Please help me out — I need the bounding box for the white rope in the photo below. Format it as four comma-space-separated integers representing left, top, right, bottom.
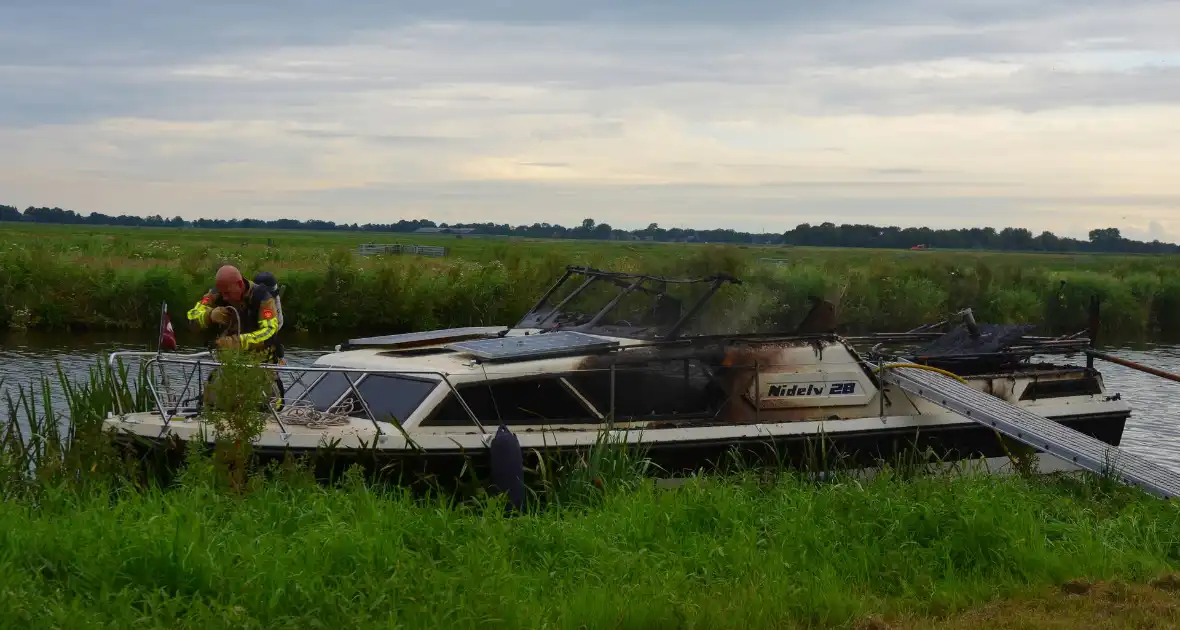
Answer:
275, 396, 357, 429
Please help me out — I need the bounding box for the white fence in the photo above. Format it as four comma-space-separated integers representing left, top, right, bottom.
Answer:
354, 243, 449, 258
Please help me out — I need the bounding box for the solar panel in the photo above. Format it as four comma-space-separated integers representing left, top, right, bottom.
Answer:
447, 331, 619, 362
345, 327, 506, 349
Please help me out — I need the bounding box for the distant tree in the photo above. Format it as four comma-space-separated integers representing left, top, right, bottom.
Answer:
998, 227, 1034, 250
1088, 227, 1123, 249
3, 200, 1177, 254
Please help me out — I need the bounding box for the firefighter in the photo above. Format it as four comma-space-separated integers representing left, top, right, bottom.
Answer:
187, 265, 284, 362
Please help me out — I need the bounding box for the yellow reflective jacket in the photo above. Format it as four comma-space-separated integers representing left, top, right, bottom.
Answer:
187, 280, 282, 351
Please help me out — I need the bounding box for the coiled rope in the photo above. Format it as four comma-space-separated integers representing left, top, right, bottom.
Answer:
276, 396, 357, 429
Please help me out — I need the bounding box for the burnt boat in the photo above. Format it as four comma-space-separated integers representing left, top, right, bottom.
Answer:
103, 266, 1130, 478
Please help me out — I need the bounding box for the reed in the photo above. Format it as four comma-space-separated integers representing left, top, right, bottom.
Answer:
0, 358, 153, 495
3, 223, 1180, 339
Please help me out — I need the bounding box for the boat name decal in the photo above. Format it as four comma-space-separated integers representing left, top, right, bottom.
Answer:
767, 382, 857, 397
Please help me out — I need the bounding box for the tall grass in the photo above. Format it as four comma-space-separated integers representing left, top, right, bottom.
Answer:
1, 355, 1178, 627
0, 461, 1176, 628
0, 358, 152, 495
4, 223, 1180, 339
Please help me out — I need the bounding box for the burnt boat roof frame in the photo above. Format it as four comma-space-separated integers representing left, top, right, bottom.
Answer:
506, 265, 742, 340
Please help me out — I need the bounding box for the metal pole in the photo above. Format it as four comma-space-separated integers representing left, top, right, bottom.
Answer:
144, 358, 172, 431
267, 396, 288, 434
1085, 350, 1180, 385
508, 268, 573, 333
535, 276, 597, 329
156, 302, 173, 408
342, 372, 381, 435
157, 302, 167, 351
663, 278, 727, 340
441, 374, 486, 434
753, 360, 760, 424
609, 363, 616, 428
581, 276, 646, 330
960, 308, 981, 339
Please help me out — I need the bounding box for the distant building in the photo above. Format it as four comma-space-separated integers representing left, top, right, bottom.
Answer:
413, 227, 478, 235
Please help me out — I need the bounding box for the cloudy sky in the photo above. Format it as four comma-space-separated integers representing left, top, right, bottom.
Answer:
1, 1, 1178, 240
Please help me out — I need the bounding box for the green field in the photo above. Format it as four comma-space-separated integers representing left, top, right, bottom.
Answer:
3, 222, 1179, 339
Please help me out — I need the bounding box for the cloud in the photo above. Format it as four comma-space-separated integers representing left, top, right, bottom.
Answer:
1118, 220, 1179, 244
1, 1, 1178, 241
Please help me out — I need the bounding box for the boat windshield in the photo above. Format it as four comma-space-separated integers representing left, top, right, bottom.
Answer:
512, 266, 740, 340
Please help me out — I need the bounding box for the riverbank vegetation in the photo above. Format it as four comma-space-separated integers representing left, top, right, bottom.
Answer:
3, 223, 1179, 340
2, 361, 1179, 628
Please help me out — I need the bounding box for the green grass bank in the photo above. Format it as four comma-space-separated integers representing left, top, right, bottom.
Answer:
3, 467, 1178, 629
2, 360, 1180, 628
3, 223, 1180, 339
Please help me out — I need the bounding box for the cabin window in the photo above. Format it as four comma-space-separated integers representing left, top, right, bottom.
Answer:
423, 377, 599, 426
301, 372, 355, 412
283, 373, 313, 403
566, 360, 716, 420
355, 375, 437, 423
1019, 376, 1102, 400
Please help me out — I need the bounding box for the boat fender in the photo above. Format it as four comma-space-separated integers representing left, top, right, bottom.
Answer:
489, 424, 525, 514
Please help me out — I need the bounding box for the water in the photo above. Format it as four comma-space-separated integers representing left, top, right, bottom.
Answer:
0, 331, 338, 406
0, 330, 344, 447
1078, 344, 1180, 472
3, 331, 1180, 471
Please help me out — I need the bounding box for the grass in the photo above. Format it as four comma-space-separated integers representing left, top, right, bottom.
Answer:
3, 222, 1180, 339
0, 459, 1178, 628
0, 359, 1179, 628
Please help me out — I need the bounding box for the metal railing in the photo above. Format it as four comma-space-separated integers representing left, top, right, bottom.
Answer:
107, 350, 794, 437
108, 352, 486, 437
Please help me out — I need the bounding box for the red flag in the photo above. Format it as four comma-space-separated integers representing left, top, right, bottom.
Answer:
159, 308, 177, 351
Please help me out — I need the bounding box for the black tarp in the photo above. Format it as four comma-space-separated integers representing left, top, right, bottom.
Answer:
917, 323, 1036, 358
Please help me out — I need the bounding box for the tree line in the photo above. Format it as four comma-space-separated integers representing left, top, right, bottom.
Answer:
2, 203, 1176, 254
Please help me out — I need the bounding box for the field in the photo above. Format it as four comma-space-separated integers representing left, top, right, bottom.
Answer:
2, 365, 1180, 629
3, 222, 1180, 340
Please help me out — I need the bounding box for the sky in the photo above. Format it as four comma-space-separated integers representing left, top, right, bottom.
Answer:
1, 1, 1178, 241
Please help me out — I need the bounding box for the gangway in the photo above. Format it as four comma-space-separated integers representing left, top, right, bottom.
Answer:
877, 364, 1180, 499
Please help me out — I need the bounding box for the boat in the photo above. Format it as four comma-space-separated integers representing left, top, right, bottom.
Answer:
103, 266, 1131, 480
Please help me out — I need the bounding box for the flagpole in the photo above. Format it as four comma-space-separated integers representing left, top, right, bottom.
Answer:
157, 301, 172, 412
157, 301, 167, 354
